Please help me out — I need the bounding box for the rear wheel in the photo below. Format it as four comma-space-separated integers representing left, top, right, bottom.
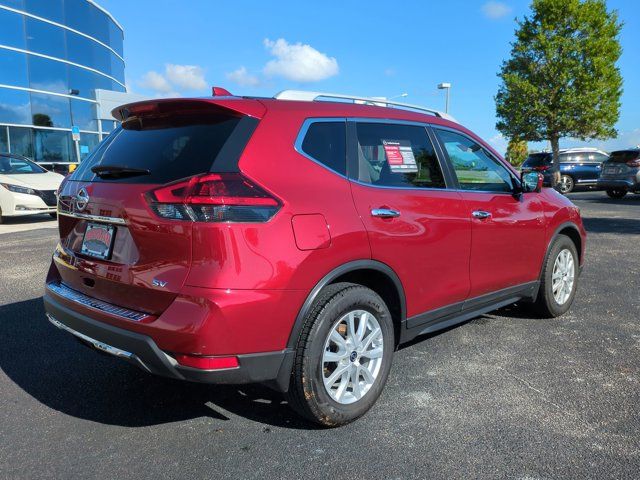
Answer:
558, 175, 574, 194
606, 188, 627, 199
286, 282, 395, 427
533, 235, 579, 318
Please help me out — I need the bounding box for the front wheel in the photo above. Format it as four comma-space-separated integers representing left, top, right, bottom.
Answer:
286, 282, 395, 427
558, 175, 575, 194
606, 188, 627, 199
533, 235, 579, 318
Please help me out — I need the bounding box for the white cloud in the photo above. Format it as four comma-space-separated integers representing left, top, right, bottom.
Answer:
139, 64, 207, 97
140, 70, 173, 93
165, 64, 207, 90
481, 1, 512, 19
226, 66, 260, 87
488, 133, 509, 154
263, 38, 339, 83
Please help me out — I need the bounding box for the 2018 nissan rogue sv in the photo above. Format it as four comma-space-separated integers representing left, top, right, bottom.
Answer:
43, 89, 586, 426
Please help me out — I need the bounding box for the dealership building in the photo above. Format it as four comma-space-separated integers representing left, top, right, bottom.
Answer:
0, 0, 143, 165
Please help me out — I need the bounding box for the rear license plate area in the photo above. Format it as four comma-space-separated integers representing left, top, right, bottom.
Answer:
81, 223, 116, 260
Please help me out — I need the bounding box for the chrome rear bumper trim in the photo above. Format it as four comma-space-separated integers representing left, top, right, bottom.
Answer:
47, 282, 149, 322
57, 210, 126, 225
47, 313, 131, 359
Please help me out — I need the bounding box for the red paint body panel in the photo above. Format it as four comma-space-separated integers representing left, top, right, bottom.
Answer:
46, 95, 586, 368
460, 191, 546, 297
350, 183, 471, 317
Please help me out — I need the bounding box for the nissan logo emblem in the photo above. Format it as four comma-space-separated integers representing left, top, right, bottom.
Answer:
75, 187, 89, 211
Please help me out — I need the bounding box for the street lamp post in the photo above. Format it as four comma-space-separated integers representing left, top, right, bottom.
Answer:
437, 82, 451, 113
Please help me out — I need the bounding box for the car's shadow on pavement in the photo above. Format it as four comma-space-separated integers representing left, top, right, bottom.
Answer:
0, 298, 319, 430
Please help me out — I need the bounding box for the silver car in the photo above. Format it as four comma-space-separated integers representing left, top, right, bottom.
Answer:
598, 149, 640, 199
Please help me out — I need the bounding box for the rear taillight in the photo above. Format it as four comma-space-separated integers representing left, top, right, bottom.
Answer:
147, 173, 281, 223
626, 159, 640, 168
533, 165, 551, 171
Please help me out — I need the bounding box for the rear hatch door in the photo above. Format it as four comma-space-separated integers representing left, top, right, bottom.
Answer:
54, 98, 262, 315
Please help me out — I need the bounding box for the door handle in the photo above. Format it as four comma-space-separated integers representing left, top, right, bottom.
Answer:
371, 208, 401, 218
472, 210, 492, 219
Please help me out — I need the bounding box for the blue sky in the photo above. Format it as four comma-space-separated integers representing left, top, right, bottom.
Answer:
99, 0, 639, 153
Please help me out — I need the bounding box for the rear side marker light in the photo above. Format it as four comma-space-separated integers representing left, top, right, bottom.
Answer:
147, 173, 281, 223
174, 354, 239, 370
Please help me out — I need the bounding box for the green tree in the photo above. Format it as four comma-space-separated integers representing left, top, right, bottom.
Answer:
495, 0, 622, 187
505, 138, 529, 166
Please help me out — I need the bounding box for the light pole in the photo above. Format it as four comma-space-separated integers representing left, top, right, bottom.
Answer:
437, 82, 451, 113
388, 93, 408, 101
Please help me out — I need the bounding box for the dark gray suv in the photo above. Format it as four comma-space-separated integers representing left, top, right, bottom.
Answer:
598, 149, 640, 198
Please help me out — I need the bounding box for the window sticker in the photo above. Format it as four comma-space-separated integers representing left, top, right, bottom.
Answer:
382, 140, 418, 173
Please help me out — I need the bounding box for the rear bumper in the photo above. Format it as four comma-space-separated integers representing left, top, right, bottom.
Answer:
43, 292, 295, 390
598, 179, 638, 191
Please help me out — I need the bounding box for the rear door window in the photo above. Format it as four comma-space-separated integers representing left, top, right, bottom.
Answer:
300, 121, 346, 175
352, 122, 446, 189
71, 113, 242, 184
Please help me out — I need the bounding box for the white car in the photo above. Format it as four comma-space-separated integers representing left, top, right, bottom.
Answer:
0, 153, 65, 223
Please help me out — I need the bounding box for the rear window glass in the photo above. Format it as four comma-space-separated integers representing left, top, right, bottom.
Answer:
522, 153, 551, 167
300, 121, 346, 175
608, 150, 640, 163
71, 114, 241, 184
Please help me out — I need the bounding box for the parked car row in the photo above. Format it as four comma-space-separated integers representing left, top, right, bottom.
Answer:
521, 147, 640, 198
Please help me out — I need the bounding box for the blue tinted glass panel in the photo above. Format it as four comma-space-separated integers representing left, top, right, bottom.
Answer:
65, 30, 92, 66
25, 17, 66, 58
70, 98, 97, 131
68, 65, 112, 97
110, 55, 124, 83
28, 55, 68, 93
0, 1, 24, 9
0, 8, 26, 48
31, 93, 71, 128
100, 119, 115, 133
33, 128, 73, 162
0, 126, 8, 152
8, 126, 33, 158
63, 0, 91, 34
0, 88, 31, 124
109, 21, 123, 56
66, 30, 113, 75
24, 0, 64, 23
79, 132, 98, 160
64, 0, 110, 44
0, 49, 28, 87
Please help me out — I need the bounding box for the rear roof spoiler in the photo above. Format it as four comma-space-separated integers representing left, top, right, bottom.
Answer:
112, 97, 266, 121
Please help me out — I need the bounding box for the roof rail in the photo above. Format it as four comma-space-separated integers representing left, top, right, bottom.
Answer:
274, 90, 457, 122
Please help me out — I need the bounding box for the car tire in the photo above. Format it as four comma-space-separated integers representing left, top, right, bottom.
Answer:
533, 235, 579, 318
558, 175, 575, 194
286, 282, 395, 427
606, 188, 627, 199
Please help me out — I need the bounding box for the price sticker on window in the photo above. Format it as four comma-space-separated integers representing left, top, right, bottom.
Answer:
383, 140, 418, 173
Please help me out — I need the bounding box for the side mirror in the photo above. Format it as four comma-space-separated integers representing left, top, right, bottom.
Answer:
521, 171, 543, 193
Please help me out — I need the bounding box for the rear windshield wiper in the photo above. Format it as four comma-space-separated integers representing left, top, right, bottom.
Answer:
91, 165, 151, 179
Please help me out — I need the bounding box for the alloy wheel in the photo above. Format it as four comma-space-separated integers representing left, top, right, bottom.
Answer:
552, 248, 575, 305
322, 309, 384, 405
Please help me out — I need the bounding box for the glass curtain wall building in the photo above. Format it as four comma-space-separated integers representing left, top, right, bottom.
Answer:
0, 0, 125, 164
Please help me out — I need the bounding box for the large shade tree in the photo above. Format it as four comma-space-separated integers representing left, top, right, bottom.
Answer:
495, 0, 622, 187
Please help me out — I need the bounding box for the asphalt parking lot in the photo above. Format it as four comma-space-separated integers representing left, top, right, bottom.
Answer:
1, 192, 639, 479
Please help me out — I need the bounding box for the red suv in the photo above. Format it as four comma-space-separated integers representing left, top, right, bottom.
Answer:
44, 89, 586, 426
